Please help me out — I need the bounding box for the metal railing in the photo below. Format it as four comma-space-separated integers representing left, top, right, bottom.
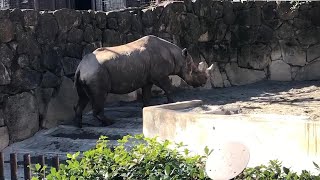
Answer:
96, 0, 162, 12
0, 152, 61, 180
0, 0, 9, 10
102, 0, 126, 11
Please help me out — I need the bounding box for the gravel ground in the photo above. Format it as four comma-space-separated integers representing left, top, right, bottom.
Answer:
137, 80, 320, 121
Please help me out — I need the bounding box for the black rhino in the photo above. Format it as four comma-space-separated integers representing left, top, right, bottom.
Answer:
74, 35, 210, 127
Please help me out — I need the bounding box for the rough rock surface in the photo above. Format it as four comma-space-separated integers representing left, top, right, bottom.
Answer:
280, 40, 306, 66
54, 9, 82, 33
4, 92, 39, 143
37, 13, 58, 44
43, 77, 78, 128
0, 110, 4, 126
238, 44, 271, 70
208, 63, 224, 88
269, 60, 291, 81
225, 63, 266, 86
23, 9, 38, 27
295, 59, 320, 81
61, 57, 81, 76
11, 69, 41, 91
0, 126, 9, 150
35, 88, 54, 121
41, 71, 61, 88
0, 44, 14, 68
271, 43, 282, 61
67, 28, 83, 43
0, 18, 14, 43
307, 44, 320, 62
0, 62, 11, 85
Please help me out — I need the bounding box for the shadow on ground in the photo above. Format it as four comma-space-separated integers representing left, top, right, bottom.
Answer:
104, 80, 320, 113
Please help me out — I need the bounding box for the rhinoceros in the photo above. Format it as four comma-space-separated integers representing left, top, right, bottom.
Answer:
74, 35, 210, 128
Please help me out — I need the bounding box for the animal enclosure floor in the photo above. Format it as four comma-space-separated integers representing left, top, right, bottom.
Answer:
2, 80, 320, 179
169, 80, 320, 121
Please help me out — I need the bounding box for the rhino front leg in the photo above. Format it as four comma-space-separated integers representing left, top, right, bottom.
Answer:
142, 83, 153, 107
154, 77, 174, 104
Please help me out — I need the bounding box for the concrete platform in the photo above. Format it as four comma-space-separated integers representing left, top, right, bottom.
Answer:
143, 100, 320, 174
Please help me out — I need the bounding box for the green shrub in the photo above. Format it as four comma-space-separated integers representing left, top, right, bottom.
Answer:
235, 160, 320, 180
32, 134, 211, 180
31, 134, 320, 180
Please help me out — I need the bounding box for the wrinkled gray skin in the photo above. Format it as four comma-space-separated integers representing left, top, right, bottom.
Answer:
74, 35, 208, 128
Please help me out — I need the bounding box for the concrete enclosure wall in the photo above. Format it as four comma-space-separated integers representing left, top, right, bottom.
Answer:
0, 1, 320, 149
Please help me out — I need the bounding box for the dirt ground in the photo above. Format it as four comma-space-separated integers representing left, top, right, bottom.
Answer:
143, 80, 320, 121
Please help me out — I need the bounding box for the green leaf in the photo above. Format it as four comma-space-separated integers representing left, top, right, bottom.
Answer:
165, 165, 171, 176
184, 148, 189, 156
204, 146, 209, 155
67, 153, 73, 159
35, 164, 41, 171
313, 162, 320, 169
283, 167, 290, 174
50, 167, 57, 174
41, 165, 47, 172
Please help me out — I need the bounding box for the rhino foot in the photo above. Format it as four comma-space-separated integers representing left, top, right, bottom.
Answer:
101, 118, 114, 126
93, 114, 114, 126
71, 117, 83, 128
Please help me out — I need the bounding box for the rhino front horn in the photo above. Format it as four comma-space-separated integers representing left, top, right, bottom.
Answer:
198, 62, 207, 72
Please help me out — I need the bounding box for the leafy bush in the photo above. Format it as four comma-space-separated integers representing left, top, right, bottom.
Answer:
32, 134, 210, 180
235, 160, 320, 180
31, 134, 320, 180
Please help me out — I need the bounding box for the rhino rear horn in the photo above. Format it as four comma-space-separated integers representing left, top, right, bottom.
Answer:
206, 64, 214, 76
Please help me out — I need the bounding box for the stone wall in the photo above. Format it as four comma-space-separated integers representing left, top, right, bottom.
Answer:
0, 1, 320, 149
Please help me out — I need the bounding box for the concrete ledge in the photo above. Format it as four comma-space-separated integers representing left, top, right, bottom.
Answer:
143, 100, 320, 173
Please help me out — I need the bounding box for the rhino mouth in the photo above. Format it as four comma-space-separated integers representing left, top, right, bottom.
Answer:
193, 83, 206, 88
191, 78, 207, 88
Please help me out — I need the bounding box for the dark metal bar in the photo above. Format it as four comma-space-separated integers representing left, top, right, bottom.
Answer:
0, 152, 4, 180
67, 0, 71, 8
52, 0, 56, 10
91, 0, 96, 11
15, 0, 20, 8
38, 155, 45, 179
52, 156, 60, 170
10, 153, 17, 180
23, 154, 31, 180
33, 0, 39, 10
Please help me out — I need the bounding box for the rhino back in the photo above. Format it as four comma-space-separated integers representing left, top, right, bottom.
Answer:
87, 35, 183, 94
103, 49, 151, 94
78, 53, 103, 82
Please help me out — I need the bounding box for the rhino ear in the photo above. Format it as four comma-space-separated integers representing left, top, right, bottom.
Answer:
182, 48, 188, 58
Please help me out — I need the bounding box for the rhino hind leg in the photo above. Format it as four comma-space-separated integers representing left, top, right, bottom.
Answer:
91, 92, 114, 126
154, 77, 175, 104
142, 83, 153, 107
74, 84, 89, 128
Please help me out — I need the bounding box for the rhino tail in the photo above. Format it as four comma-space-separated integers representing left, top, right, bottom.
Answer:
74, 68, 80, 89
74, 68, 91, 100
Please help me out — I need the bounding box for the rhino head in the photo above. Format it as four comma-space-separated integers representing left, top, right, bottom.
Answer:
179, 48, 211, 88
